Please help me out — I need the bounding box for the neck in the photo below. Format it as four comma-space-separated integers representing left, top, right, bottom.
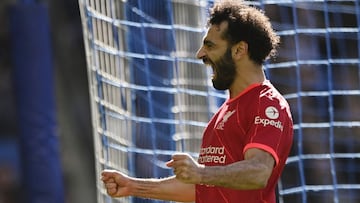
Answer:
228, 63, 266, 99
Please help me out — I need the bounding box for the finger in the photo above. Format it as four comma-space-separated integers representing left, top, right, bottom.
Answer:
170, 155, 189, 166
102, 169, 118, 176
171, 153, 189, 161
106, 182, 118, 188
177, 172, 189, 180
105, 182, 117, 188
101, 174, 109, 181
167, 155, 186, 168
102, 177, 115, 184
101, 173, 115, 182
173, 167, 181, 175
168, 160, 181, 169
166, 159, 174, 167
106, 187, 117, 196
102, 170, 123, 182
101, 170, 114, 180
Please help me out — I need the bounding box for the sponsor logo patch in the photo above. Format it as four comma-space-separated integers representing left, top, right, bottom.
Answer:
216, 110, 236, 130
254, 106, 283, 131
265, 106, 279, 119
198, 146, 226, 164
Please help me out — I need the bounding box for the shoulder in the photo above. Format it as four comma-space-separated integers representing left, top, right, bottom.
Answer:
253, 81, 292, 123
259, 81, 289, 109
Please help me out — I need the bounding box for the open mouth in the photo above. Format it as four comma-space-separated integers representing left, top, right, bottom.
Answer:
207, 64, 216, 80
202, 58, 216, 80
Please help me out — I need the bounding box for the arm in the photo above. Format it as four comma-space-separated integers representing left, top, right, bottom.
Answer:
101, 170, 195, 202
167, 148, 275, 190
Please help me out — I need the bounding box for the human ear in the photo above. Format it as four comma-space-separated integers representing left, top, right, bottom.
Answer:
232, 41, 248, 59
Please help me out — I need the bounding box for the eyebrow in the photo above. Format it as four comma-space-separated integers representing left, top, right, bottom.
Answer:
203, 39, 215, 47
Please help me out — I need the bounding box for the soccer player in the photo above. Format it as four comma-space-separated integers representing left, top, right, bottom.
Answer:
101, 0, 293, 202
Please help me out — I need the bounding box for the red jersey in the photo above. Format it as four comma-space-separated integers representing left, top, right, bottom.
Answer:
196, 80, 293, 203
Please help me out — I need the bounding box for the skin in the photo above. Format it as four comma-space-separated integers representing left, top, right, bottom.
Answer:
101, 21, 275, 201
101, 171, 195, 202
197, 21, 267, 99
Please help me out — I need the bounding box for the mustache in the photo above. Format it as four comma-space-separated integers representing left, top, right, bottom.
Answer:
202, 57, 212, 65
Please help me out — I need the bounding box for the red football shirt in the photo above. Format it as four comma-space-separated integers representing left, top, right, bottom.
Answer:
196, 80, 293, 203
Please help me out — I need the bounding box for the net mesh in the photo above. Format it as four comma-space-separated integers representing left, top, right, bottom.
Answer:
78, 0, 360, 202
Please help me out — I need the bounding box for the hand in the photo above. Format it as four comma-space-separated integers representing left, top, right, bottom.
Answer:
166, 153, 205, 184
101, 169, 132, 197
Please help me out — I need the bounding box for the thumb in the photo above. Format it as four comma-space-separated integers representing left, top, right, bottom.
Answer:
166, 159, 174, 167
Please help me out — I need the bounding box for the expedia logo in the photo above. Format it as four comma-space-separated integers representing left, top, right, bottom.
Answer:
254, 106, 283, 131
265, 106, 279, 119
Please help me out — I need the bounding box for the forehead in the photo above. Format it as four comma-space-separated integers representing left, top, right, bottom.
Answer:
203, 21, 229, 45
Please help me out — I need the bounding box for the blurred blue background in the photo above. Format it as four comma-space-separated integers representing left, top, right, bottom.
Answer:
0, 0, 96, 202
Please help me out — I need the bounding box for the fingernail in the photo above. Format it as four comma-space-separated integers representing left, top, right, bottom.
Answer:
165, 160, 173, 167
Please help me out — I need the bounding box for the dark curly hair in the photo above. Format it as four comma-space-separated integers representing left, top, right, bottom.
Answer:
208, 0, 280, 65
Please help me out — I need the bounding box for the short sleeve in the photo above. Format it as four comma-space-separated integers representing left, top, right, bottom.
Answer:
243, 88, 291, 166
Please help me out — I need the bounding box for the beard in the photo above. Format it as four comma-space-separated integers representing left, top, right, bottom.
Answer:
205, 48, 236, 90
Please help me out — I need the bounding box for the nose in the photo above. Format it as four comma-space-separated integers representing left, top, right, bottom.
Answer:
196, 46, 206, 59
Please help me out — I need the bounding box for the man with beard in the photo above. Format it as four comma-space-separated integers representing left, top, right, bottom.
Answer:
101, 1, 293, 202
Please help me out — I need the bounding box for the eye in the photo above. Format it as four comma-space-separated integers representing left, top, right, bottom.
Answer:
203, 40, 215, 49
